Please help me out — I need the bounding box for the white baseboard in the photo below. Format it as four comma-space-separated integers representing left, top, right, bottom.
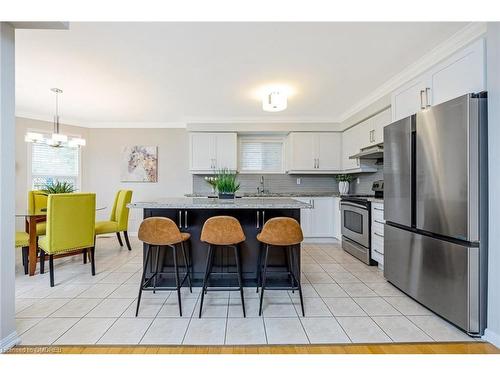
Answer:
483, 328, 500, 348
303, 237, 340, 244
0, 331, 21, 353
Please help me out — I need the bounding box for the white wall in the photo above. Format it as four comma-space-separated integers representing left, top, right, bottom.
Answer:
0, 22, 18, 352
84, 128, 192, 232
485, 22, 500, 347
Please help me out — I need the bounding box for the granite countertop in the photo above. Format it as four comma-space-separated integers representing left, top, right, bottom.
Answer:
185, 192, 341, 198
128, 197, 312, 209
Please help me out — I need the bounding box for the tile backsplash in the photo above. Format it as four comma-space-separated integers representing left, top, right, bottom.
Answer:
193, 174, 339, 195
192, 165, 383, 196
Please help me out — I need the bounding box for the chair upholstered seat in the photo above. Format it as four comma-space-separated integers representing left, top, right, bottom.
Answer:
15, 232, 29, 248
95, 220, 119, 235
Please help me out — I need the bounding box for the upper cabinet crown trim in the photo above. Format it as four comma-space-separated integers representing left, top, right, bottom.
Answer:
338, 22, 487, 124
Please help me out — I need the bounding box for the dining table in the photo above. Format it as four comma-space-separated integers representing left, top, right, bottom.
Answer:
16, 206, 106, 276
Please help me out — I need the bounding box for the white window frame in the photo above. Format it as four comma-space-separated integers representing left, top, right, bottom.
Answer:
238, 135, 286, 174
26, 129, 83, 191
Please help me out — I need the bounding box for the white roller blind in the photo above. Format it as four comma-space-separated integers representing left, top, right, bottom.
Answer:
239, 139, 283, 172
30, 141, 80, 190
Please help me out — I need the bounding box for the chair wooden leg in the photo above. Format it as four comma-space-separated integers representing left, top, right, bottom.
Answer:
123, 231, 132, 251
40, 250, 45, 274
22, 247, 29, 275
49, 255, 55, 287
116, 232, 124, 247
83, 249, 87, 264
90, 247, 96, 276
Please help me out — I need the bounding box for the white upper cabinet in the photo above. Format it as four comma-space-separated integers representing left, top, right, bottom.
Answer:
287, 132, 341, 173
371, 108, 392, 144
189, 132, 237, 173
392, 38, 485, 122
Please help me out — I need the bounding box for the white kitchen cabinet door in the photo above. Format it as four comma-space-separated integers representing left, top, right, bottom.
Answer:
190, 133, 216, 171
288, 133, 316, 171
391, 75, 431, 122
214, 133, 237, 170
341, 126, 360, 170
372, 108, 392, 144
310, 197, 334, 237
296, 197, 313, 237
317, 133, 342, 171
332, 197, 342, 240
430, 38, 485, 107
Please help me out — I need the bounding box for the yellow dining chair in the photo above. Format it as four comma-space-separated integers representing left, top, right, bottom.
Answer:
27, 190, 48, 236
15, 231, 30, 275
95, 190, 133, 250
38, 193, 96, 287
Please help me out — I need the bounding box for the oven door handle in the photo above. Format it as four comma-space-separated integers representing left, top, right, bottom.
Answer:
341, 201, 367, 210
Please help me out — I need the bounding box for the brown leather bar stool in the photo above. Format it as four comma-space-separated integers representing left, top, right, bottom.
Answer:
257, 217, 305, 316
199, 216, 246, 318
136, 217, 192, 317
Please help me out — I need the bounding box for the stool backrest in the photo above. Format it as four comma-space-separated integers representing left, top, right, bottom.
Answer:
138, 217, 183, 245
258, 217, 303, 246
200, 216, 246, 245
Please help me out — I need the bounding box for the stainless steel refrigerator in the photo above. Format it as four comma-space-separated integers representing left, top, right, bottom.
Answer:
383, 93, 488, 336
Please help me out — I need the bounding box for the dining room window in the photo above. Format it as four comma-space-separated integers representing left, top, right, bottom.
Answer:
29, 138, 81, 190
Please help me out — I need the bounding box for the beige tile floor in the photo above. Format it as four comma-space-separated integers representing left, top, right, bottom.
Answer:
14, 236, 478, 345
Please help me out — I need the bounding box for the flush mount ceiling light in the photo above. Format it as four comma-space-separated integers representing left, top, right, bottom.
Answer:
24, 88, 86, 148
263, 90, 287, 112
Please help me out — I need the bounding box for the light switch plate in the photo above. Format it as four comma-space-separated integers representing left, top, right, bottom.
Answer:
357, 178, 360, 184
296, 178, 301, 185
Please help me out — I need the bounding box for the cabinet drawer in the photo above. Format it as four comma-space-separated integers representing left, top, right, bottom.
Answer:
371, 220, 384, 235
371, 248, 384, 264
372, 206, 384, 222
372, 233, 384, 250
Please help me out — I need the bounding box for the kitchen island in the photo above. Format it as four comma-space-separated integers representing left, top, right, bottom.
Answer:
128, 197, 311, 287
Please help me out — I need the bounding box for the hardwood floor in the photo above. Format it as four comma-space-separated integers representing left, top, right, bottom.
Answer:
8, 342, 500, 354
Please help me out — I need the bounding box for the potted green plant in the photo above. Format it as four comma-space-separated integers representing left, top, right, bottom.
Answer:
214, 168, 240, 199
335, 174, 354, 195
41, 181, 76, 194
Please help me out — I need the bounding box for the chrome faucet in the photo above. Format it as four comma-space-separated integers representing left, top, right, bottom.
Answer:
257, 175, 269, 195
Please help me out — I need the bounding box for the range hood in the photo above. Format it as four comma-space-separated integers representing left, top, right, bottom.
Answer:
349, 143, 384, 159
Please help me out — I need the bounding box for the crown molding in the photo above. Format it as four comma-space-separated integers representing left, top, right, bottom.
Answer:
16, 112, 88, 128
85, 122, 186, 129
338, 22, 487, 124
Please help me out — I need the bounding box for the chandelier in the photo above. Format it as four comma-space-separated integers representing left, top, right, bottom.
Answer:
24, 88, 86, 148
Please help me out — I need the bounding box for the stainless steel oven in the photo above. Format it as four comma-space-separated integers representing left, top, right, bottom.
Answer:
340, 198, 371, 264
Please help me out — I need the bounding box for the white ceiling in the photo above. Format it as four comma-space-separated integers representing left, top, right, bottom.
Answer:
15, 22, 469, 127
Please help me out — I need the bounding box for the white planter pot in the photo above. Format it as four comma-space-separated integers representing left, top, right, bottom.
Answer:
338, 181, 350, 195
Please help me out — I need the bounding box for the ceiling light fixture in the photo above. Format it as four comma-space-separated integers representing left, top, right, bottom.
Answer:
262, 90, 287, 112
24, 88, 86, 148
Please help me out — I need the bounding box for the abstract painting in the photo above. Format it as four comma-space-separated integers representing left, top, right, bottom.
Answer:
120, 145, 158, 182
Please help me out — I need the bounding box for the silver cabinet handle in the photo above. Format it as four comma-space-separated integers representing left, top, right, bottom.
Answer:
262, 210, 265, 224
256, 211, 260, 229
178, 210, 182, 228
373, 207, 384, 211
317, 158, 320, 169
374, 219, 385, 224
309, 199, 315, 209
184, 210, 188, 228
425, 87, 431, 108
374, 232, 384, 238
420, 90, 426, 110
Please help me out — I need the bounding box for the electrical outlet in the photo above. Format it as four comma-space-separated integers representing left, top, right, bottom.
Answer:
357, 178, 360, 184
296, 178, 301, 185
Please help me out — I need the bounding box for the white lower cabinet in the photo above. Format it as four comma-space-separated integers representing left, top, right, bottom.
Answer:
296, 197, 336, 239
371, 202, 385, 269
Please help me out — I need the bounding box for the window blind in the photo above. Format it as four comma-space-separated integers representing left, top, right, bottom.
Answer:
239, 140, 283, 172
31, 142, 79, 189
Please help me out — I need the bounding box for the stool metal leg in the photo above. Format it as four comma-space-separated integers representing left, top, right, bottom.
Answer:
153, 246, 161, 294
136, 244, 152, 317
199, 244, 214, 318
290, 245, 305, 317
172, 244, 182, 317
256, 242, 262, 293
285, 246, 295, 293
180, 241, 192, 293
258, 245, 270, 316
234, 245, 246, 318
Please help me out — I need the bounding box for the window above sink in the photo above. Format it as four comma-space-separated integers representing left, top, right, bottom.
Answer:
238, 135, 285, 174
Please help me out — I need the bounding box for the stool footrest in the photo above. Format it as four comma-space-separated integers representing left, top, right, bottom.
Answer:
205, 287, 242, 292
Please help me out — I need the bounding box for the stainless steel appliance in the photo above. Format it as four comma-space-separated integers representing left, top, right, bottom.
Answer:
384, 93, 488, 336
340, 181, 383, 265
